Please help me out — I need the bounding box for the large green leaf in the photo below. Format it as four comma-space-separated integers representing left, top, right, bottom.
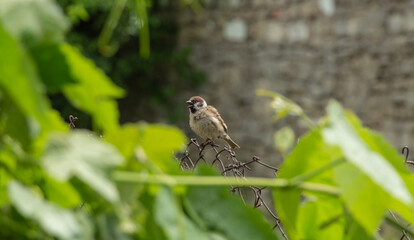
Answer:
106, 123, 186, 173
105, 123, 142, 160
295, 193, 345, 240
273, 129, 342, 238
7, 180, 81, 239
333, 162, 388, 235
30, 43, 77, 92
0, 0, 69, 45
154, 187, 181, 240
154, 186, 226, 240
59, 44, 125, 132
323, 101, 412, 205
42, 131, 123, 202
0, 93, 30, 148
322, 101, 414, 234
0, 24, 67, 138
139, 124, 187, 174
43, 175, 82, 208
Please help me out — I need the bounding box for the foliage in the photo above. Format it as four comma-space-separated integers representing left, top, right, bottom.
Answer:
55, 0, 205, 125
1, 1, 414, 239
257, 89, 414, 239
0, 1, 273, 239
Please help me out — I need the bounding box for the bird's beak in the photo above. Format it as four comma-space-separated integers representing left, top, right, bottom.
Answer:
186, 100, 193, 105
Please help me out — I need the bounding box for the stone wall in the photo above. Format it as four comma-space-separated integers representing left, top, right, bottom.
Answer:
177, 0, 414, 169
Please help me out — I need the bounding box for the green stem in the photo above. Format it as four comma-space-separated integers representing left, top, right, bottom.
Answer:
300, 113, 315, 129
98, 0, 127, 56
112, 171, 340, 196
289, 158, 346, 186
134, 0, 150, 58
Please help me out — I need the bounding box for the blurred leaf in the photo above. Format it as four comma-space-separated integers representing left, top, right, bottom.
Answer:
140, 124, 186, 173
345, 218, 377, 240
30, 43, 77, 92
67, 3, 89, 24
323, 100, 413, 233
0, 24, 67, 137
188, 166, 279, 240
0, 0, 70, 45
256, 89, 314, 128
0, 94, 30, 148
0, 169, 11, 206
105, 123, 142, 160
0, 136, 23, 171
97, 214, 129, 240
273, 130, 341, 238
7, 180, 81, 239
43, 176, 82, 208
296, 193, 345, 239
333, 162, 386, 235
274, 126, 295, 155
256, 89, 303, 120
273, 188, 301, 238
323, 100, 412, 205
59, 44, 125, 132
42, 131, 123, 202
154, 187, 183, 240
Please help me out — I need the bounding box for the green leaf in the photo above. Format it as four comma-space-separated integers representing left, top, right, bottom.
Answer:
274, 130, 341, 238
0, 94, 30, 148
273, 188, 300, 238
97, 214, 129, 240
154, 187, 183, 240
323, 100, 412, 205
274, 126, 295, 155
42, 131, 123, 202
323, 100, 414, 234
105, 123, 142, 160
0, 24, 67, 137
296, 193, 345, 240
333, 162, 387, 235
0, 169, 11, 206
256, 89, 304, 120
7, 180, 81, 239
256, 89, 314, 128
43, 176, 82, 208
140, 124, 186, 174
59, 44, 124, 132
187, 166, 278, 240
0, 0, 70, 45
345, 218, 377, 240
30, 43, 77, 92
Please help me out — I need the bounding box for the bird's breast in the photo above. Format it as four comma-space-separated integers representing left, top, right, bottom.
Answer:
189, 112, 223, 139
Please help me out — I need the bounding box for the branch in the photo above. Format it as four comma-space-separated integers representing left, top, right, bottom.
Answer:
112, 171, 341, 196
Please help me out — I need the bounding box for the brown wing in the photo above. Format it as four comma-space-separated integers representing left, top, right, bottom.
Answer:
207, 105, 228, 133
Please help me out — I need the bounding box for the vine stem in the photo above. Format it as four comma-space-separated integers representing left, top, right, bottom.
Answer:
112, 171, 340, 196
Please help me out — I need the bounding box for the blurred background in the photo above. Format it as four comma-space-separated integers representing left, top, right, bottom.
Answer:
55, 0, 414, 173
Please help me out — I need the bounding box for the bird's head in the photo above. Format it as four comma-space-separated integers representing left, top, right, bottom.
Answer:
186, 96, 207, 113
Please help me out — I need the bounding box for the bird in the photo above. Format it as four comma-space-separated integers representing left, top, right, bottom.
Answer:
186, 96, 240, 149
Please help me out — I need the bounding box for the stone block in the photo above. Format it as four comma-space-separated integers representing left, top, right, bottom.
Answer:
223, 19, 248, 42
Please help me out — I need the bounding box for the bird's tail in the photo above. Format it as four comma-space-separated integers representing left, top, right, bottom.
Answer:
224, 135, 240, 149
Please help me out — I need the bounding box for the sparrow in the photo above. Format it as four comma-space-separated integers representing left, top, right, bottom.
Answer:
187, 96, 240, 149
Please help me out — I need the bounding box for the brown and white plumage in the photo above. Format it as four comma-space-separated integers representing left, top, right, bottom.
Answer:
187, 96, 240, 149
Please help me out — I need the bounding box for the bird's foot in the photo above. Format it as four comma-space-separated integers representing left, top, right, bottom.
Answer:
200, 139, 217, 151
